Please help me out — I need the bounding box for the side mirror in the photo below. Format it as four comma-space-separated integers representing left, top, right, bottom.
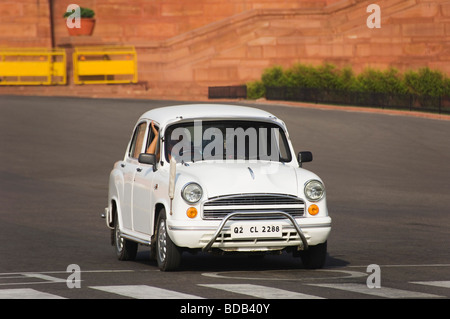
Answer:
138, 153, 156, 166
297, 151, 313, 167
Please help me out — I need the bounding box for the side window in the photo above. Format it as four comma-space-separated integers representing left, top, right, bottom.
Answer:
128, 122, 148, 159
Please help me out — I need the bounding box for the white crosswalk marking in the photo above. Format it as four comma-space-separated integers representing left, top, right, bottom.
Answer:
200, 284, 324, 299
1, 280, 449, 299
0, 288, 65, 299
23, 273, 67, 283
411, 281, 450, 289
90, 285, 204, 299
309, 283, 443, 298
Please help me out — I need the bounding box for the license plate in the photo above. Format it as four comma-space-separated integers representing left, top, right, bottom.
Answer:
230, 222, 283, 239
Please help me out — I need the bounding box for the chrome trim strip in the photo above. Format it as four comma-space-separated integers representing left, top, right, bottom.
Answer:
202, 212, 309, 252
120, 233, 151, 246
168, 226, 220, 231
205, 193, 302, 203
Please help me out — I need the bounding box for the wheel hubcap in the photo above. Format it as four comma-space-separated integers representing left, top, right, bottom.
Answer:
115, 225, 123, 253
158, 219, 167, 263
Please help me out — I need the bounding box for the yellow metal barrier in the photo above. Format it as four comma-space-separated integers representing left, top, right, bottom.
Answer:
73, 46, 138, 84
0, 48, 66, 85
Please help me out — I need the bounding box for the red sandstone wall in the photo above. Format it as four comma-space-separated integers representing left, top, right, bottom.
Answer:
52, 0, 327, 44
0, 0, 52, 47
131, 0, 450, 98
0, 0, 449, 100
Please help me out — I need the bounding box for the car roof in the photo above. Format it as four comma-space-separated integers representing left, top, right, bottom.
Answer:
139, 104, 279, 127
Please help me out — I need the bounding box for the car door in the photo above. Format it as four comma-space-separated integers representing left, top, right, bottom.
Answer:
122, 121, 148, 231
132, 121, 159, 235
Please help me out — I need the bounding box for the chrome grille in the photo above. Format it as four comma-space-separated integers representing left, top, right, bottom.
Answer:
202, 194, 305, 220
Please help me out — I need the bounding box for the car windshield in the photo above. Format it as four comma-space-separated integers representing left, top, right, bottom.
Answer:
164, 120, 292, 163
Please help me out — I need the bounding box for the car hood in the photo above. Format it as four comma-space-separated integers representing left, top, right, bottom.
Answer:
176, 161, 301, 198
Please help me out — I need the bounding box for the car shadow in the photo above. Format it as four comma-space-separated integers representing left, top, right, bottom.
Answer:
134, 248, 349, 272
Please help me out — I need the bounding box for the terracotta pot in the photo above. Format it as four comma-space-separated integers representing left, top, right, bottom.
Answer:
67, 18, 96, 36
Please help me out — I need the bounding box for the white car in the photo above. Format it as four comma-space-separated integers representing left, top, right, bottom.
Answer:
104, 104, 331, 271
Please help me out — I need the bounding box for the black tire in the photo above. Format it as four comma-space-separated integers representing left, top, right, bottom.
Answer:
155, 209, 181, 271
113, 213, 138, 261
300, 241, 327, 269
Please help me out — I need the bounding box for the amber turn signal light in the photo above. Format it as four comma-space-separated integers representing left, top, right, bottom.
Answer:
186, 207, 198, 219
308, 204, 319, 216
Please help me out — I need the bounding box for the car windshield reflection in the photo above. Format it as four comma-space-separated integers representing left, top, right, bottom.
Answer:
164, 120, 292, 163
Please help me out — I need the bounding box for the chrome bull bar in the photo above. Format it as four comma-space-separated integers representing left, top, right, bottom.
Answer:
202, 212, 309, 252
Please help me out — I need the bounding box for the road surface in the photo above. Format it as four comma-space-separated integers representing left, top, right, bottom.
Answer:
0, 95, 449, 303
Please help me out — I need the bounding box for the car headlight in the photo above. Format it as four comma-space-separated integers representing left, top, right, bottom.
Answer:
304, 180, 325, 201
181, 183, 203, 204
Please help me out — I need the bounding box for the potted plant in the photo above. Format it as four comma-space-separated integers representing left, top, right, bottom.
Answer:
64, 7, 96, 36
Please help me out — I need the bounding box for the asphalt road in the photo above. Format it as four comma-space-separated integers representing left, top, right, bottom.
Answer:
0, 95, 449, 302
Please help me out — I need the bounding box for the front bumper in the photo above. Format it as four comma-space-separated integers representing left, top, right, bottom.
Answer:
167, 214, 331, 252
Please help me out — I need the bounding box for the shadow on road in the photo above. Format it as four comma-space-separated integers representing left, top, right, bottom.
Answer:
133, 249, 349, 272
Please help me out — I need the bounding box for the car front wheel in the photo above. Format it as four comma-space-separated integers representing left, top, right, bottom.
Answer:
156, 209, 181, 271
